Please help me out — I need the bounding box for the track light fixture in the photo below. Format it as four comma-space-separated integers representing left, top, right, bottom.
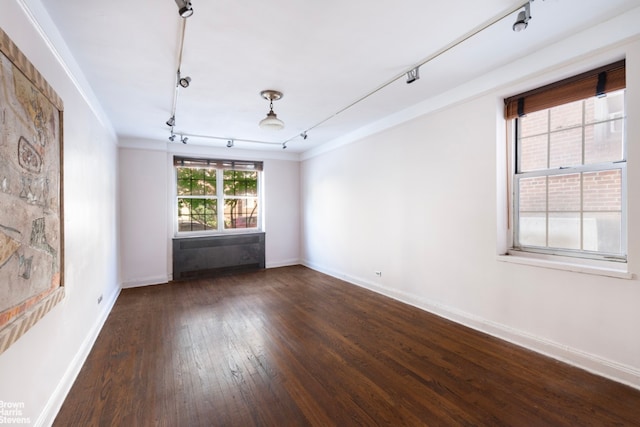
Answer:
166, 115, 176, 127
227, 140, 234, 148
174, 0, 194, 18
178, 73, 191, 88
181, 136, 188, 144
513, 1, 532, 32
179, 76, 191, 88
282, 142, 287, 150
259, 90, 285, 130
169, 134, 176, 142
406, 67, 420, 84
300, 132, 308, 140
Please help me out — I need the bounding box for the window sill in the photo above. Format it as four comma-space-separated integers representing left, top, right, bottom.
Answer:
174, 229, 264, 239
497, 250, 634, 279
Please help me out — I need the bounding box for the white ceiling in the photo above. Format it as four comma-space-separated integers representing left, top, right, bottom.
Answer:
39, 0, 639, 153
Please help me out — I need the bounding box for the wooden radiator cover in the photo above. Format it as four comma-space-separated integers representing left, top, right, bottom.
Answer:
172, 233, 265, 280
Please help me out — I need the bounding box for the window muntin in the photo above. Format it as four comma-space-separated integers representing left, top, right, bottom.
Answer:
513, 89, 626, 261
174, 157, 262, 234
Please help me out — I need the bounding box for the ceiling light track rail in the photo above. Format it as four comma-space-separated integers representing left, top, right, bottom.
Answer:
281, 0, 532, 146
167, 17, 188, 136
174, 132, 283, 147
165, 1, 535, 149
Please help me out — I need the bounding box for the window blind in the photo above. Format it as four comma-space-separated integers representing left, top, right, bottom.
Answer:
174, 156, 263, 171
504, 60, 625, 120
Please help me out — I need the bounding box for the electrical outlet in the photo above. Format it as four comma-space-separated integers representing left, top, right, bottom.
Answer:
97, 294, 103, 305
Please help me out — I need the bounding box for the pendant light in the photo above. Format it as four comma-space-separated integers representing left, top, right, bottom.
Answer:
259, 90, 284, 130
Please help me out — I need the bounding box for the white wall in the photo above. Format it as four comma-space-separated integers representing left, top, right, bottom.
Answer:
118, 140, 301, 287
0, 1, 120, 425
301, 16, 640, 387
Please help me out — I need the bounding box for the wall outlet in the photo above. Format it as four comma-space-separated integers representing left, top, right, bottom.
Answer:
97, 294, 103, 305
375, 271, 382, 277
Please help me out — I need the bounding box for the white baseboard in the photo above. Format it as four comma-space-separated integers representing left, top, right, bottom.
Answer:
121, 275, 170, 288
36, 286, 121, 427
302, 260, 640, 391
266, 258, 300, 269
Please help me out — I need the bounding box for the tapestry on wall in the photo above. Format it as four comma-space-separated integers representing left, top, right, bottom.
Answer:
0, 27, 64, 354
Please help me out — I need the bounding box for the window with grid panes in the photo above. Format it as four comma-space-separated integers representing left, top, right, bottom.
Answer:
505, 61, 626, 261
174, 157, 262, 234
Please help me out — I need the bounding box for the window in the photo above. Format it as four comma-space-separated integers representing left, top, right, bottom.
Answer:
174, 157, 262, 234
505, 61, 626, 262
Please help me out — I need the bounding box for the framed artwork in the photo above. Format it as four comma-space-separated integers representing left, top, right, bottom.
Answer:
0, 27, 64, 354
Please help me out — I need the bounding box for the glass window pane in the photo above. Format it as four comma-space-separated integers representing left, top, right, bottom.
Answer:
177, 198, 217, 231
519, 176, 546, 212
519, 134, 548, 172
583, 212, 621, 253
518, 213, 546, 247
550, 99, 582, 131
548, 174, 580, 212
224, 198, 258, 229
585, 90, 625, 124
550, 128, 582, 168
584, 122, 624, 164
583, 170, 621, 211
204, 169, 216, 195
224, 170, 258, 196
177, 167, 192, 195
548, 213, 580, 250
519, 110, 548, 137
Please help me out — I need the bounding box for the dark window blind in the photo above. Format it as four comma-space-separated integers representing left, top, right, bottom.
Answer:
504, 60, 625, 120
174, 156, 263, 171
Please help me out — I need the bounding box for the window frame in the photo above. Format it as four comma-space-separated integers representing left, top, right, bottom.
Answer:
173, 156, 263, 236
506, 62, 627, 264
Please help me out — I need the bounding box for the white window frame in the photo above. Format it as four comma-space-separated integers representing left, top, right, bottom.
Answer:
174, 157, 263, 236
510, 92, 627, 263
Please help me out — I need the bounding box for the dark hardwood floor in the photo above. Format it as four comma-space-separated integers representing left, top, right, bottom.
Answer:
54, 265, 640, 426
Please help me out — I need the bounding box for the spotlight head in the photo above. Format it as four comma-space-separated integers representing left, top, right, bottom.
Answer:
406, 67, 420, 84
227, 140, 234, 148
169, 134, 176, 142
181, 136, 188, 144
175, 0, 194, 18
512, 2, 531, 32
282, 142, 287, 150
166, 116, 175, 127
178, 76, 191, 88
512, 11, 528, 31
300, 132, 308, 140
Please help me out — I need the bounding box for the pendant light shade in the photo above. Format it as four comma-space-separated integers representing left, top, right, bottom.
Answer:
259, 90, 284, 130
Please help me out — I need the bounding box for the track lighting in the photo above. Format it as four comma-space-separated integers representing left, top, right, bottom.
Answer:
178, 75, 191, 88
513, 1, 532, 32
300, 132, 308, 140
166, 116, 175, 127
406, 67, 420, 84
227, 140, 234, 148
259, 90, 285, 130
181, 136, 188, 144
282, 142, 287, 150
174, 0, 194, 18
169, 134, 176, 142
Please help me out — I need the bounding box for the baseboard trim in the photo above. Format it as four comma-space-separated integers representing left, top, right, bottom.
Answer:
266, 258, 300, 269
121, 275, 170, 288
36, 285, 121, 427
302, 260, 640, 391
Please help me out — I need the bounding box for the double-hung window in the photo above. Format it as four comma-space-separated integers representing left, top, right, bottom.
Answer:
505, 60, 626, 262
174, 157, 262, 234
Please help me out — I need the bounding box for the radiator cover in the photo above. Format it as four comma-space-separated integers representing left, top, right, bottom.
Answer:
172, 233, 265, 280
